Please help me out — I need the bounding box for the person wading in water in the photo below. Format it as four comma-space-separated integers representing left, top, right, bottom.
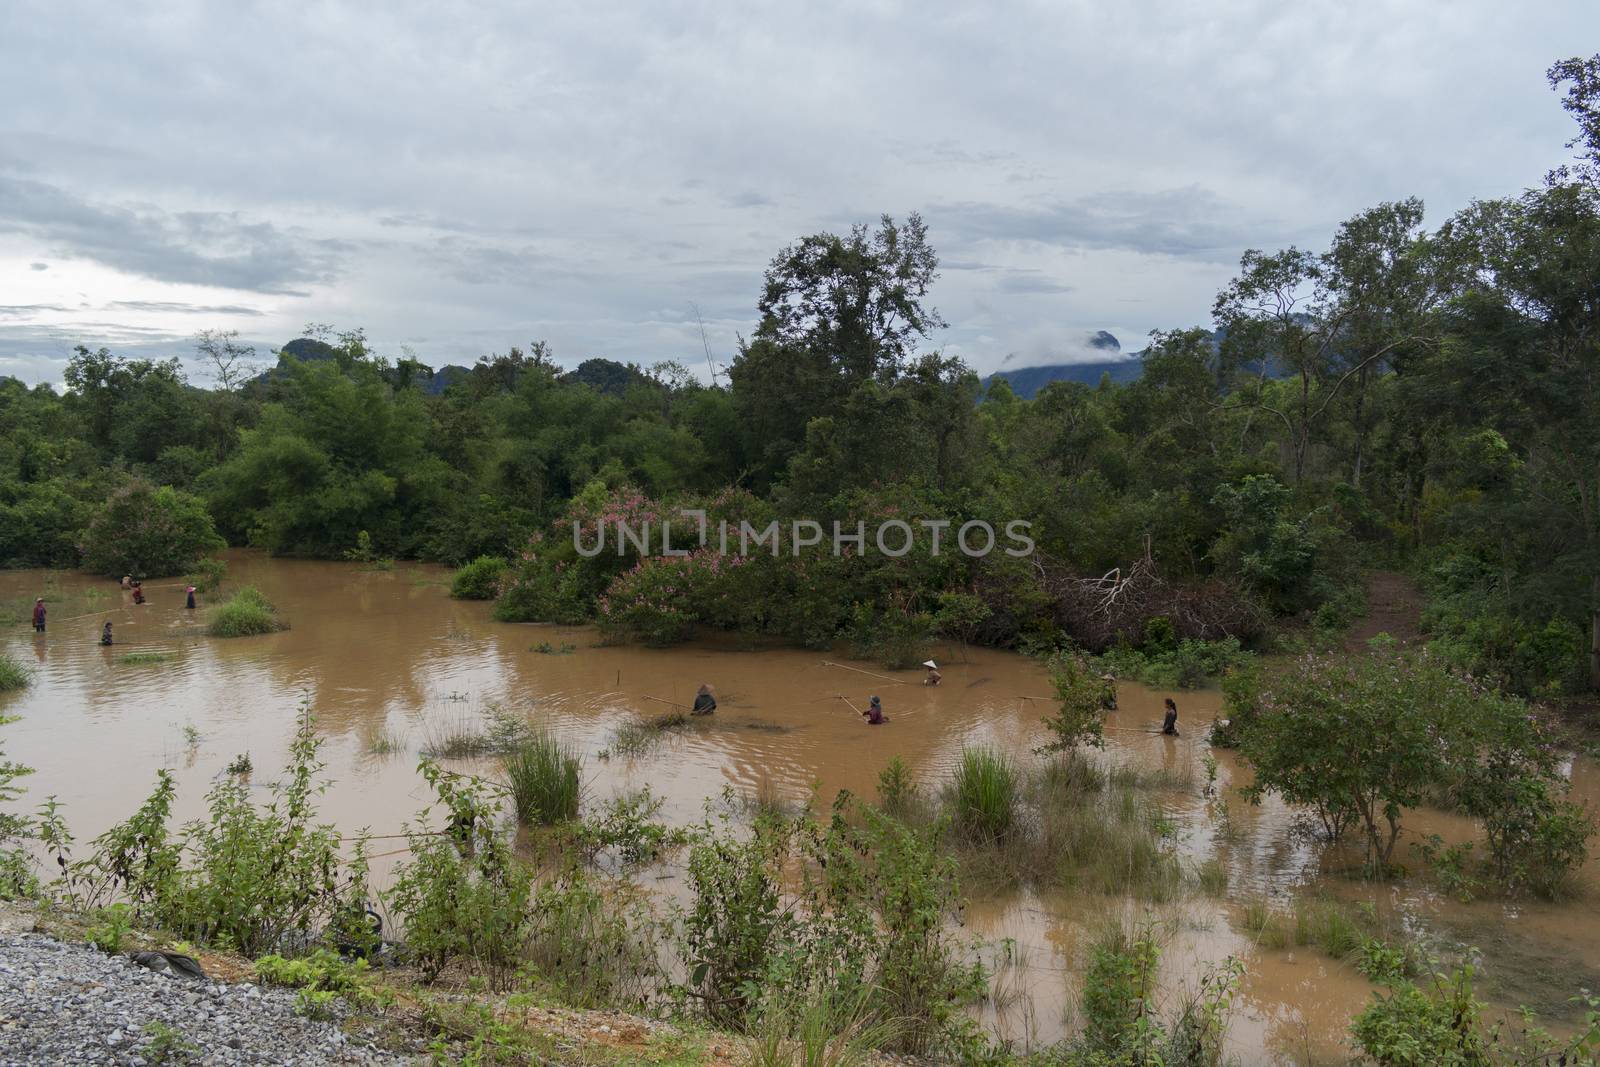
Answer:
185, 586, 197, 610
691, 684, 717, 715
1161, 697, 1180, 736
31, 598, 45, 633
862, 695, 887, 725
922, 660, 942, 686
100, 621, 114, 646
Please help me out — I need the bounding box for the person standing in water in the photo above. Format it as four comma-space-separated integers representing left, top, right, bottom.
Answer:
185, 586, 197, 610
131, 581, 145, 605
922, 660, 942, 686
691, 683, 717, 715
1161, 697, 1179, 736
31, 598, 45, 633
100, 621, 114, 646
862, 695, 887, 725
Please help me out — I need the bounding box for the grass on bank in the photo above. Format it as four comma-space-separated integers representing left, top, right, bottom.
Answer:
0, 652, 32, 692
206, 586, 287, 638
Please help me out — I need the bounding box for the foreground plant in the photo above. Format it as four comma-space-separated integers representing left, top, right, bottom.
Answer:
73, 709, 370, 957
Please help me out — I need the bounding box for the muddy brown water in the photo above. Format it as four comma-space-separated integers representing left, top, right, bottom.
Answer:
2, 553, 1597, 1064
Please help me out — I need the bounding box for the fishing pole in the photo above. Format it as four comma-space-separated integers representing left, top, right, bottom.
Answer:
820, 660, 912, 686
641, 694, 692, 711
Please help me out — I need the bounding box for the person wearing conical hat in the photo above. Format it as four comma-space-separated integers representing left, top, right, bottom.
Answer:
185, 586, 197, 610
922, 660, 942, 686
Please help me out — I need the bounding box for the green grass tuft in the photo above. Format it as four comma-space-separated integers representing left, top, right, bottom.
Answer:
0, 653, 32, 692
949, 746, 1019, 844
503, 731, 582, 825
206, 586, 287, 638
118, 651, 171, 666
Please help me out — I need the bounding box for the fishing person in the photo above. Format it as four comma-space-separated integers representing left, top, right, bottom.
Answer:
131, 581, 145, 605
100, 621, 114, 646
1100, 673, 1118, 710
691, 683, 717, 715
31, 598, 45, 633
861, 695, 887, 725
1162, 697, 1179, 736
185, 586, 197, 610
922, 660, 942, 686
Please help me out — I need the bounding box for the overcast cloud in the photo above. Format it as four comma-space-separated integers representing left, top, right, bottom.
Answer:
0, 1, 1591, 385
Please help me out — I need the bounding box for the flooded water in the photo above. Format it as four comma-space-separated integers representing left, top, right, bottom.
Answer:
3, 553, 1597, 1065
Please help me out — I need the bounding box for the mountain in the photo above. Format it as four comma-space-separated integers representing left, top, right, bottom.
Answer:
981, 330, 1142, 398
982, 358, 1143, 398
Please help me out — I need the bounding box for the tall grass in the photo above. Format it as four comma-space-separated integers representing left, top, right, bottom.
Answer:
0, 653, 32, 692
949, 747, 1019, 844
745, 988, 899, 1067
503, 731, 582, 826
206, 586, 286, 638
947, 754, 1184, 900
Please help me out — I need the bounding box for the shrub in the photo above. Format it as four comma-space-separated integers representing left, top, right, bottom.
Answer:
449, 555, 507, 600
79, 480, 225, 578
1036, 651, 1110, 754
503, 732, 582, 826
1237, 646, 1574, 873
876, 757, 919, 817
1070, 920, 1242, 1066
520, 872, 662, 1009
0, 654, 31, 692
947, 747, 1018, 844
0, 714, 35, 897
77, 712, 365, 957
384, 762, 534, 988
206, 586, 287, 638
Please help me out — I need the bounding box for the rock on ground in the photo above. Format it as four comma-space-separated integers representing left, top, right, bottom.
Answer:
0, 932, 412, 1066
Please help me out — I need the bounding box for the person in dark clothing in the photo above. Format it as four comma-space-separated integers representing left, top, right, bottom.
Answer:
862, 695, 886, 725
31, 598, 45, 633
185, 586, 197, 610
1161, 698, 1179, 736
100, 622, 114, 646
131, 582, 145, 605
692, 683, 717, 715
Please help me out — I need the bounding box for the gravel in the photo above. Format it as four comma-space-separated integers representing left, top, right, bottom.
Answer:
0, 932, 414, 1066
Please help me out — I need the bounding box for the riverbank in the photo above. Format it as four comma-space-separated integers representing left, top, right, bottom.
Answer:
0, 899, 849, 1067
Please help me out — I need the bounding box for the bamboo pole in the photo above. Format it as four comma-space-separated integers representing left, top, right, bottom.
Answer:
820, 660, 910, 686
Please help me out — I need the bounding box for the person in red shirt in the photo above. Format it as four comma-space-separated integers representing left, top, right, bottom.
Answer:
31, 598, 45, 633
862, 695, 887, 725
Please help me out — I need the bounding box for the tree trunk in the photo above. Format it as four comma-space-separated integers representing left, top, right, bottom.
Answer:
1591, 574, 1600, 691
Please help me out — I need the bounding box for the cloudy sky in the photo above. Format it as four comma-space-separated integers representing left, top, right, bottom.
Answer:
0, 1, 1591, 387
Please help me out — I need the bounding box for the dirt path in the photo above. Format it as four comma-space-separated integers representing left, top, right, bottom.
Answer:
1345, 569, 1425, 650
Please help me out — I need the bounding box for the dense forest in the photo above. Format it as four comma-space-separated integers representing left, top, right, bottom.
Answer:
3, 57, 1598, 697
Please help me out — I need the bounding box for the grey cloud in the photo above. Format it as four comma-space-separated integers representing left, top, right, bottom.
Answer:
0, 173, 343, 294
0, 304, 71, 319
28, 262, 46, 271
995, 272, 1073, 295
105, 301, 265, 316
932, 187, 1270, 261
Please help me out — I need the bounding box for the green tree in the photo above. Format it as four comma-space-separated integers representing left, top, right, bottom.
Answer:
79, 481, 224, 578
